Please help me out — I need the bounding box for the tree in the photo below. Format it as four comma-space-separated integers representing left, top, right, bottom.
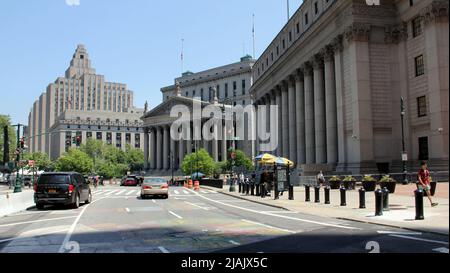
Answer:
181, 148, 216, 176
0, 115, 17, 164
124, 145, 144, 172
55, 148, 93, 175
80, 139, 104, 159
225, 149, 253, 171
23, 152, 53, 171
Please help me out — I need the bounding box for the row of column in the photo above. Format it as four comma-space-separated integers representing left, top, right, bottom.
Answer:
255, 46, 339, 166
143, 124, 230, 171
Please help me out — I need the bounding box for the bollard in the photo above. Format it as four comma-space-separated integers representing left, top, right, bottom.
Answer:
359, 188, 366, 209
324, 187, 330, 204
305, 185, 311, 202
194, 181, 200, 191
375, 189, 384, 216
274, 182, 279, 200
246, 183, 250, 195
251, 184, 255, 196
340, 187, 347, 206
382, 187, 390, 211
255, 183, 260, 196
229, 180, 236, 192
415, 189, 425, 220
260, 184, 265, 198
238, 182, 242, 193
314, 186, 320, 203
289, 185, 294, 200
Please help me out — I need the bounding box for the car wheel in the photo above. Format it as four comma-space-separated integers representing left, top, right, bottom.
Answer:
85, 192, 92, 204
73, 194, 80, 209
36, 204, 44, 210
164, 195, 169, 199
140, 194, 145, 199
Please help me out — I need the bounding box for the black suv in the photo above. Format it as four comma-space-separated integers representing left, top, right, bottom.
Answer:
34, 172, 92, 210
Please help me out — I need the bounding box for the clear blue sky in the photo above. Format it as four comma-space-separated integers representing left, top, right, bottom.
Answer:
0, 0, 303, 125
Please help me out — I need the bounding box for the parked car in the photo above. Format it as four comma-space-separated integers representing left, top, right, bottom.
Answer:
121, 176, 139, 186
34, 172, 92, 210
140, 177, 169, 199
0, 173, 7, 184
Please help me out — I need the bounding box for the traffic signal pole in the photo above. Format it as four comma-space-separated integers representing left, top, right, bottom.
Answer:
12, 124, 24, 193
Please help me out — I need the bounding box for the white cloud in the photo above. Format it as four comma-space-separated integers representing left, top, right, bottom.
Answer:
65, 0, 80, 6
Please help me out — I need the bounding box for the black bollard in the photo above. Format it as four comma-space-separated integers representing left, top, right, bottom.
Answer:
289, 185, 294, 200
382, 187, 390, 211
305, 185, 311, 202
359, 188, 366, 209
340, 187, 347, 206
238, 182, 242, 193
255, 183, 260, 196
324, 187, 330, 204
375, 189, 384, 216
251, 184, 255, 196
415, 189, 425, 220
274, 182, 279, 200
314, 186, 320, 203
260, 184, 265, 198
246, 183, 250, 195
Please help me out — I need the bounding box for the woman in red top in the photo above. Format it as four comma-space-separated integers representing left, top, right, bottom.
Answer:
418, 161, 438, 207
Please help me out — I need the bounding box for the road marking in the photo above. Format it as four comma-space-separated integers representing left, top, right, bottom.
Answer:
125, 208, 130, 213
115, 190, 127, 196
229, 240, 241, 246
261, 211, 299, 214
183, 190, 189, 194
4, 210, 51, 217
389, 234, 449, 245
185, 201, 209, 210
200, 190, 209, 194
169, 211, 183, 219
125, 190, 136, 196
174, 197, 186, 200
377, 231, 422, 235
58, 197, 107, 253
242, 219, 296, 234
174, 190, 180, 195
433, 247, 449, 253
158, 246, 170, 253
152, 200, 156, 204
104, 190, 119, 196
187, 189, 360, 230
208, 190, 218, 194
0, 227, 69, 244
0, 216, 77, 228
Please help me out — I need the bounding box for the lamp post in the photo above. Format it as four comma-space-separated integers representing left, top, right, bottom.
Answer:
400, 97, 409, 185
169, 151, 174, 184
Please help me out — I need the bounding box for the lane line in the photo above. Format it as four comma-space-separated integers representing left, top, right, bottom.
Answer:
158, 246, 170, 253
152, 200, 156, 204
242, 219, 296, 234
0, 227, 70, 244
0, 216, 77, 228
104, 190, 119, 196
377, 231, 422, 235
58, 197, 107, 253
183, 190, 190, 195
389, 234, 449, 245
433, 247, 449, 253
184, 201, 209, 210
229, 240, 241, 246
115, 190, 127, 196
174, 190, 180, 195
125, 208, 130, 213
187, 189, 360, 230
125, 190, 136, 196
169, 211, 183, 219
4, 211, 52, 217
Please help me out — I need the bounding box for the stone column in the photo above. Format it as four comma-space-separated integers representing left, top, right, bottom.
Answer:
143, 128, 149, 170
324, 48, 338, 164
313, 56, 327, 164
333, 35, 347, 166
281, 82, 289, 158
170, 132, 176, 170
156, 127, 163, 170
288, 77, 297, 163
254, 100, 260, 155
304, 63, 316, 164
212, 121, 219, 162
163, 126, 169, 170
150, 128, 156, 169
295, 74, 306, 165
222, 122, 228, 161
275, 86, 283, 156
265, 94, 272, 153
179, 139, 185, 170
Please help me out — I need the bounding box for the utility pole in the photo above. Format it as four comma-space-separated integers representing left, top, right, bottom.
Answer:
3, 126, 9, 166
12, 124, 24, 193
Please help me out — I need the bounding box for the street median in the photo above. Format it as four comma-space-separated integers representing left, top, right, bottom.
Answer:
0, 190, 35, 218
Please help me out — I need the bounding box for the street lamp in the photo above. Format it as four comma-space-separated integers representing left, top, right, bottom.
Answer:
169, 151, 174, 184
400, 97, 409, 185
12, 124, 25, 193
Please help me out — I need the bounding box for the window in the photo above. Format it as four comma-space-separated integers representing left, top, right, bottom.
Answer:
418, 137, 429, 160
415, 55, 424, 76
314, 2, 318, 14
412, 17, 422, 38
305, 13, 309, 25
233, 81, 237, 90
225, 83, 228, 97
282, 39, 286, 49
410, 0, 414, 6
289, 31, 292, 42
417, 96, 427, 117
242, 80, 246, 94
296, 22, 300, 34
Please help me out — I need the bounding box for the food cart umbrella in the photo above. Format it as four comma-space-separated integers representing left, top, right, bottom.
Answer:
274, 157, 295, 167
255, 153, 277, 164
191, 172, 205, 179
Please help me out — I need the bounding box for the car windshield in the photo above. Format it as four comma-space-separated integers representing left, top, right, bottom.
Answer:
143, 178, 166, 185
38, 175, 70, 184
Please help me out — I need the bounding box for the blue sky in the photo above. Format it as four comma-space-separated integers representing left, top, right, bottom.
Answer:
0, 0, 303, 125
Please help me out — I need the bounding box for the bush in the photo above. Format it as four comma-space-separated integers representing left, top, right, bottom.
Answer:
363, 175, 376, 182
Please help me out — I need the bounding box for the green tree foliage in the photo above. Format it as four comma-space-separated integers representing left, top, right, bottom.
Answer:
124, 144, 144, 172
0, 115, 17, 163
80, 139, 104, 159
55, 148, 93, 175
181, 148, 216, 176
23, 152, 53, 171
225, 149, 253, 171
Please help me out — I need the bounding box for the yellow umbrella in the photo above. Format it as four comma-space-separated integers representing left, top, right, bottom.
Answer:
275, 157, 295, 167
255, 153, 277, 165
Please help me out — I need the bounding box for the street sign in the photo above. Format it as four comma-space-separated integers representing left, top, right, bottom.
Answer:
402, 153, 408, 161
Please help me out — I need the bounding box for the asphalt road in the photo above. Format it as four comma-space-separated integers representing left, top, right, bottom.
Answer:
0, 185, 448, 253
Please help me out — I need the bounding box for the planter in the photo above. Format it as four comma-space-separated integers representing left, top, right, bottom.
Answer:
329, 180, 341, 190
343, 181, 356, 190
379, 182, 397, 194
362, 181, 377, 192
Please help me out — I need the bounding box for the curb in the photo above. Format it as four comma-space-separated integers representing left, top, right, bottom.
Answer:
205, 187, 449, 237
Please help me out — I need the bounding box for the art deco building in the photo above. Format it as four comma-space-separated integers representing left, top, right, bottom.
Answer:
250, 0, 448, 174
28, 45, 144, 159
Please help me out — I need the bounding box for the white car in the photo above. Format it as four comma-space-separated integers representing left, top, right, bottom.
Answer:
140, 177, 169, 199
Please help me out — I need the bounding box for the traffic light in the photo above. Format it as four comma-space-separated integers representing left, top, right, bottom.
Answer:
76, 131, 82, 147
20, 138, 25, 149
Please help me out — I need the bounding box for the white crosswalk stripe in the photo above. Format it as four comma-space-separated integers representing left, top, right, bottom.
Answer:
126, 190, 137, 196
182, 190, 189, 194
104, 190, 119, 196
115, 190, 127, 196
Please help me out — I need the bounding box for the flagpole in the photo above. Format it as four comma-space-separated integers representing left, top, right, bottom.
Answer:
287, 0, 290, 21
252, 14, 255, 59
181, 38, 184, 75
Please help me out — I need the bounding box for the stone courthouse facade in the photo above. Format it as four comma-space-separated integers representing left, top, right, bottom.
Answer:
250, 0, 449, 173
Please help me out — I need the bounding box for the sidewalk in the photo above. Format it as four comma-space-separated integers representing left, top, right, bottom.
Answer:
206, 183, 449, 236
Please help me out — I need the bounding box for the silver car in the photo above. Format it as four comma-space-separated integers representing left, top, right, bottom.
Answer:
140, 177, 169, 199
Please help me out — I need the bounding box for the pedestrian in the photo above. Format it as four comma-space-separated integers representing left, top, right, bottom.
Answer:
317, 170, 325, 187
417, 161, 438, 207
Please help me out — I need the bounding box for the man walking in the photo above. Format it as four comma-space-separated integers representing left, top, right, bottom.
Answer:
418, 161, 438, 207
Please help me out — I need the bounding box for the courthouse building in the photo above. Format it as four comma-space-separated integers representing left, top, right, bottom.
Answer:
142, 56, 255, 174
250, 0, 448, 173
28, 44, 144, 159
